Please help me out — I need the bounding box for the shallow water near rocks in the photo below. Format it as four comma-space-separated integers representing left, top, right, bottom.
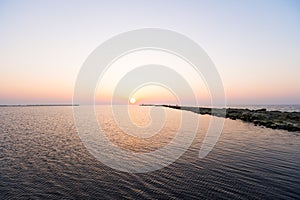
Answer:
0, 106, 299, 199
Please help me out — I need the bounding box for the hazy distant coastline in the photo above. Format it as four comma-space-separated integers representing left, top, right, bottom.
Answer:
0, 104, 79, 107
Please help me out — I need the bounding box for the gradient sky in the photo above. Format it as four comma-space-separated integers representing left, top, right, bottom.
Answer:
1, 0, 300, 105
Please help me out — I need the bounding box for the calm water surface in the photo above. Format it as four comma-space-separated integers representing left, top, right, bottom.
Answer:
0, 106, 299, 199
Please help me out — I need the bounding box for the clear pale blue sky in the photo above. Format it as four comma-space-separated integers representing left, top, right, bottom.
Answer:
0, 0, 299, 104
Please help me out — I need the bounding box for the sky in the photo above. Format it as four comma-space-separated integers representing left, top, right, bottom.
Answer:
0, 0, 300, 105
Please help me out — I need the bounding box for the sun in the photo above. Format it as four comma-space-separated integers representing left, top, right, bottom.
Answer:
129, 97, 136, 104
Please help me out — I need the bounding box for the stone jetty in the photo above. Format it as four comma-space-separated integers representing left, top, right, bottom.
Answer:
149, 105, 300, 132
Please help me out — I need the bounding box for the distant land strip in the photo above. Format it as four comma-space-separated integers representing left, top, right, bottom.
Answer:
0, 104, 79, 107
141, 104, 300, 132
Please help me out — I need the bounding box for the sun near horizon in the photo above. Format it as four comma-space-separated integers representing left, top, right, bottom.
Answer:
129, 97, 136, 104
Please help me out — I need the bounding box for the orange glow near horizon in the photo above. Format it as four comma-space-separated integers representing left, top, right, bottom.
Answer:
1, 77, 299, 105
94, 85, 180, 105
0, 83, 73, 104
130, 85, 179, 105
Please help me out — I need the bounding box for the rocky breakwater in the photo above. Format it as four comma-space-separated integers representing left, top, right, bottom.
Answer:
161, 105, 300, 132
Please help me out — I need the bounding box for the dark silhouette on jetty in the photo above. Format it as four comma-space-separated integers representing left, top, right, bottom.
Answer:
141, 104, 300, 132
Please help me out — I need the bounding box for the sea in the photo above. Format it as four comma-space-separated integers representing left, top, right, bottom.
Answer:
0, 105, 299, 199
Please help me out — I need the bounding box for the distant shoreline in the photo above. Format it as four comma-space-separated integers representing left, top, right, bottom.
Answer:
0, 104, 79, 107
141, 104, 300, 132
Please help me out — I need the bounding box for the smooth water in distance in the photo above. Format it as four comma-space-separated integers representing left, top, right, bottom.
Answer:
0, 106, 299, 199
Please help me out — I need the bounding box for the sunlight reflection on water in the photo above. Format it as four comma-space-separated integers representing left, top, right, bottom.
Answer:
0, 106, 299, 199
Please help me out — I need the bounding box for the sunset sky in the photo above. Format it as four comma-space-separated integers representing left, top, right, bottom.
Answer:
1, 0, 300, 105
